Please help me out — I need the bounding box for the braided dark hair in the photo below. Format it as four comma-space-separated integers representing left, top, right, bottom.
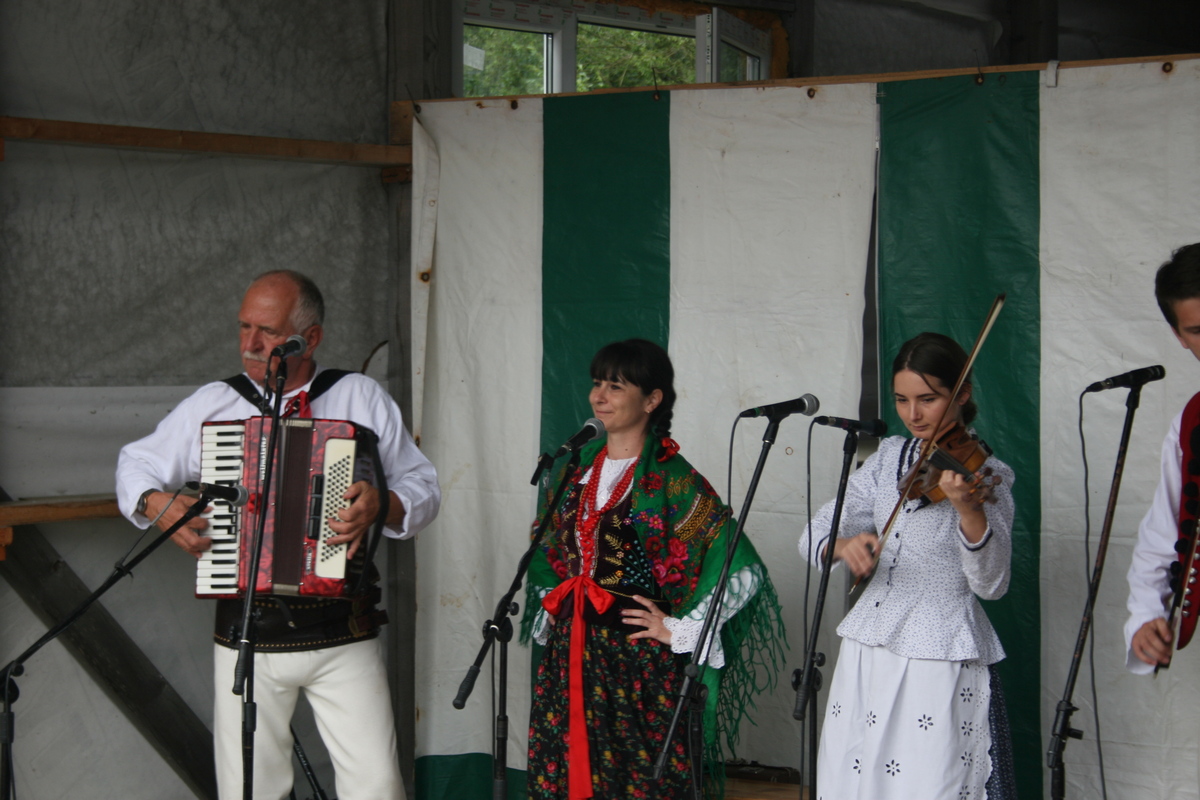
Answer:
590, 339, 676, 455
891, 332, 977, 424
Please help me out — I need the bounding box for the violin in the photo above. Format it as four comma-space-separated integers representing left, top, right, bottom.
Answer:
898, 422, 1002, 505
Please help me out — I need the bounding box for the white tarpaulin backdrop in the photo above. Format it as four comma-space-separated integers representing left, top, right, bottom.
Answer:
411, 83, 880, 784
411, 57, 1200, 800
1039, 59, 1200, 799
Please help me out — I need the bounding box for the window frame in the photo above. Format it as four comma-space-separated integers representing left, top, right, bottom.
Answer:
454, 2, 772, 98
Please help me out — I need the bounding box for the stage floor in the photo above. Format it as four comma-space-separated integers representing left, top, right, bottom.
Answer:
726, 777, 806, 799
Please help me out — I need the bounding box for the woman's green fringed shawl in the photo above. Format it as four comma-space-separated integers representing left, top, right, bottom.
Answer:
520, 436, 787, 792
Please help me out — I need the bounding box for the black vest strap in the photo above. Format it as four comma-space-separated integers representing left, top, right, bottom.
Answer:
307, 368, 354, 403
222, 369, 355, 416
222, 375, 271, 415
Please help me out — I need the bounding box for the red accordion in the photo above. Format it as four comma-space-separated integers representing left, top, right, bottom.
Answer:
195, 417, 379, 599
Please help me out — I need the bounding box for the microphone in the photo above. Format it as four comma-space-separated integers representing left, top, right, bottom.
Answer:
1084, 365, 1165, 393
738, 394, 820, 420
815, 416, 888, 437
185, 481, 250, 507
553, 418, 605, 458
271, 334, 308, 359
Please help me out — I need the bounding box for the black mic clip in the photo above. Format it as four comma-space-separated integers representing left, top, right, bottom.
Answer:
814, 416, 887, 437
738, 393, 820, 421
271, 334, 308, 359
185, 481, 250, 507
553, 418, 606, 459
1084, 364, 1165, 393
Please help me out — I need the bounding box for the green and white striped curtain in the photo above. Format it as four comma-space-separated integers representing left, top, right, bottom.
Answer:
410, 58, 1200, 800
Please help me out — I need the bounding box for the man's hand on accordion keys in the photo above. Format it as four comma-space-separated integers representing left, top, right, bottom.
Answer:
144, 490, 213, 557
325, 480, 385, 559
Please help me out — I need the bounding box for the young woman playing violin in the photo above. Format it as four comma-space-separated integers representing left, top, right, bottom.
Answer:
798, 331, 1017, 800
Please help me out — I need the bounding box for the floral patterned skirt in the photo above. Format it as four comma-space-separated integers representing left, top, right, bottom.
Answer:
527, 614, 695, 799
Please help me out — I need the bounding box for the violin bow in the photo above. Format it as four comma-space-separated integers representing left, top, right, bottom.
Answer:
850, 293, 1007, 592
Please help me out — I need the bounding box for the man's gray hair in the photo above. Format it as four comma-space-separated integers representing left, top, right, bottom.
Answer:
250, 270, 325, 331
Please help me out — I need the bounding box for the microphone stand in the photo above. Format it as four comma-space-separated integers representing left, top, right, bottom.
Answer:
234, 357, 289, 800
1047, 384, 1145, 799
791, 428, 859, 798
1, 492, 214, 800
451, 449, 583, 800
653, 414, 785, 799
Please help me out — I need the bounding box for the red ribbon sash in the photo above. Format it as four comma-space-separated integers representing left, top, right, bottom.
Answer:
542, 575, 614, 800
284, 390, 312, 419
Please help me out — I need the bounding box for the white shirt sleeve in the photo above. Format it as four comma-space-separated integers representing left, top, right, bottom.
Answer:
531, 586, 552, 646
115, 383, 234, 527
798, 442, 889, 571
662, 564, 762, 668
956, 456, 1015, 601
353, 378, 440, 539
1124, 414, 1182, 675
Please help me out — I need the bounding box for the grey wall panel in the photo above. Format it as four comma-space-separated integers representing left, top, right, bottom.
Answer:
1, 558, 201, 799
0, 142, 392, 387
0, 0, 396, 793
0, 0, 387, 142
815, 0, 999, 76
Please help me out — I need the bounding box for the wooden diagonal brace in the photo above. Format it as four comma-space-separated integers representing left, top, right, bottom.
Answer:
0, 486, 216, 799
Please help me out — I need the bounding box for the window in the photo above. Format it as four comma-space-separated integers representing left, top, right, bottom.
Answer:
463, 24, 550, 96
719, 41, 762, 83
455, 2, 772, 98
576, 23, 695, 91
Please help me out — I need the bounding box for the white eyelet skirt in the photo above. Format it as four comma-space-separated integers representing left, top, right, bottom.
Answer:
817, 638, 995, 800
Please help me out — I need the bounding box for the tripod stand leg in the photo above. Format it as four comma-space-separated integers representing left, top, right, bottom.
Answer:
808, 688, 819, 798
686, 684, 708, 800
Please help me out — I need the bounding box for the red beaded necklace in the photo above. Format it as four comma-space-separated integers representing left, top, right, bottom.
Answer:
576, 445, 638, 574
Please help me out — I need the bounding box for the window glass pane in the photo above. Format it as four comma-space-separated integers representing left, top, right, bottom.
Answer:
576, 22, 694, 91
463, 24, 547, 97
719, 41, 761, 82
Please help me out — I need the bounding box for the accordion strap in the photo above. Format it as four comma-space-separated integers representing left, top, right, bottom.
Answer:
223, 368, 355, 415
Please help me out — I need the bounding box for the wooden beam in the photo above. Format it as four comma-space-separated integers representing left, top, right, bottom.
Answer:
408, 52, 1200, 109
390, 100, 415, 146
0, 494, 120, 528
0, 487, 216, 799
0, 116, 411, 167
0, 495, 121, 560
712, 0, 795, 10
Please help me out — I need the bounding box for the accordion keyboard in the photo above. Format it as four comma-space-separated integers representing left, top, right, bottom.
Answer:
196, 423, 245, 597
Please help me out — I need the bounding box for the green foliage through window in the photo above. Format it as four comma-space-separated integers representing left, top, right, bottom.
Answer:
577, 23, 695, 92
463, 24, 547, 97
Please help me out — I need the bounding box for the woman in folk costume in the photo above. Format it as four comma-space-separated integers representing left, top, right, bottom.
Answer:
798, 332, 1018, 800
521, 338, 785, 800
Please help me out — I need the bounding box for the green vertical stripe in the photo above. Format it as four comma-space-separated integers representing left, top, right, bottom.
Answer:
421, 92, 672, 800
540, 91, 672, 454
878, 72, 1042, 799
415, 753, 527, 800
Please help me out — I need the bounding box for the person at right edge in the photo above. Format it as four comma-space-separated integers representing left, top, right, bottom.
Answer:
1125, 243, 1200, 790
520, 338, 786, 800
798, 331, 1018, 799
